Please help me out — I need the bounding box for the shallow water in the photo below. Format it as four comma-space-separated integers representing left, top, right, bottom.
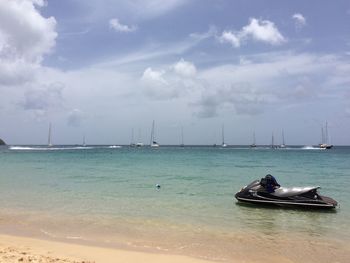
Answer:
1, 145, 350, 261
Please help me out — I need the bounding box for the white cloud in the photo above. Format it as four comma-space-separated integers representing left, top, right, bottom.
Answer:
140, 59, 199, 100
109, 18, 137, 32
0, 0, 57, 86
219, 18, 286, 48
241, 18, 286, 45
194, 52, 350, 117
292, 13, 306, 29
0, 0, 56, 62
173, 58, 197, 77
141, 67, 177, 99
190, 26, 217, 41
219, 31, 241, 48
141, 67, 168, 85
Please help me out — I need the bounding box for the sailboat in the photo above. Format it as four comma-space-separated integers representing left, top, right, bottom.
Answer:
250, 131, 257, 148
180, 126, 184, 147
150, 120, 159, 147
82, 134, 86, 147
280, 129, 286, 148
47, 123, 53, 147
271, 132, 277, 149
130, 128, 136, 147
221, 124, 227, 147
319, 122, 333, 149
136, 128, 144, 147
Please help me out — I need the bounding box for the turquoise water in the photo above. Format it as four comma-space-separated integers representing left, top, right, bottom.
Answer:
1, 145, 350, 258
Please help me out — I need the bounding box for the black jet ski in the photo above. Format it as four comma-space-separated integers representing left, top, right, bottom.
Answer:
235, 174, 338, 209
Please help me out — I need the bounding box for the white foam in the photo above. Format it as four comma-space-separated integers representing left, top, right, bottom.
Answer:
9, 146, 94, 151
108, 145, 122, 149
301, 146, 324, 150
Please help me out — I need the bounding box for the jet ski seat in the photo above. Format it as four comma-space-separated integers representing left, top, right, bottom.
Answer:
271, 186, 320, 198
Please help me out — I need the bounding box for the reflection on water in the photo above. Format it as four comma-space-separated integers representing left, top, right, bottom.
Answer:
235, 202, 339, 238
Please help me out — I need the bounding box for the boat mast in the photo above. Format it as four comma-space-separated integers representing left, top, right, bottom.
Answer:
282, 129, 285, 145
48, 123, 52, 147
150, 120, 155, 145
271, 132, 274, 148
181, 126, 184, 146
222, 124, 225, 145
131, 128, 135, 144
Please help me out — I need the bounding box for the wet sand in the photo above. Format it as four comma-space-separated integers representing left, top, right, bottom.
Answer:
0, 234, 215, 263
1, 230, 349, 263
1, 211, 350, 262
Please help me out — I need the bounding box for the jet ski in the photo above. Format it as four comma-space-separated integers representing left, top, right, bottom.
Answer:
235, 174, 338, 209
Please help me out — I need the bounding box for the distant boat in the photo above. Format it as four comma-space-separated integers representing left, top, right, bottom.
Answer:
319, 122, 333, 149
150, 120, 159, 147
280, 129, 286, 148
180, 126, 184, 147
82, 135, 86, 147
250, 131, 257, 148
130, 128, 136, 147
47, 123, 53, 147
221, 124, 227, 147
136, 128, 144, 147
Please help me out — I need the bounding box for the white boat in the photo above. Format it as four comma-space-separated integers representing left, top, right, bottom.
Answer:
48, 123, 53, 147
136, 128, 144, 147
280, 129, 286, 148
150, 120, 159, 147
221, 124, 227, 147
319, 122, 333, 149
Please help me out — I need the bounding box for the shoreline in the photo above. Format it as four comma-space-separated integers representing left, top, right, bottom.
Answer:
1, 218, 350, 263
1, 230, 350, 263
0, 234, 216, 263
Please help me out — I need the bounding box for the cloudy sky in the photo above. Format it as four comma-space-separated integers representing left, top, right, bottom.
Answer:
0, 0, 349, 145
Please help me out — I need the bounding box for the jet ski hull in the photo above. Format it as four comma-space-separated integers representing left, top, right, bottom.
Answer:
235, 180, 338, 209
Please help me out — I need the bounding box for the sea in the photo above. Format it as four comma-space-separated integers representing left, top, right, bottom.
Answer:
0, 145, 349, 262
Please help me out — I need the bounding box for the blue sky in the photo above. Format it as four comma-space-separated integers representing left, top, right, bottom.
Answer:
0, 0, 349, 145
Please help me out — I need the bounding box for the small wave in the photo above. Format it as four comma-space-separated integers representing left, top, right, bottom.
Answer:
40, 229, 57, 238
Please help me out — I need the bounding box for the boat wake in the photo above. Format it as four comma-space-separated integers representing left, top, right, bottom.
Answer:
108, 145, 122, 149
301, 146, 324, 150
9, 146, 94, 151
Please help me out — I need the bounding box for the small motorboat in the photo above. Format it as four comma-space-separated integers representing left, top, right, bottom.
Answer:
235, 174, 338, 209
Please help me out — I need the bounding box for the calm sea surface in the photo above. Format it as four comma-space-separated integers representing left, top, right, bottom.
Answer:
0, 145, 350, 260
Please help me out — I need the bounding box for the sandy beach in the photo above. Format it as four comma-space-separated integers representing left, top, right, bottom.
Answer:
1, 231, 350, 263
0, 234, 218, 263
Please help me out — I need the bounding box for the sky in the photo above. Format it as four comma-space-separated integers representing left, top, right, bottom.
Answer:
0, 0, 349, 145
